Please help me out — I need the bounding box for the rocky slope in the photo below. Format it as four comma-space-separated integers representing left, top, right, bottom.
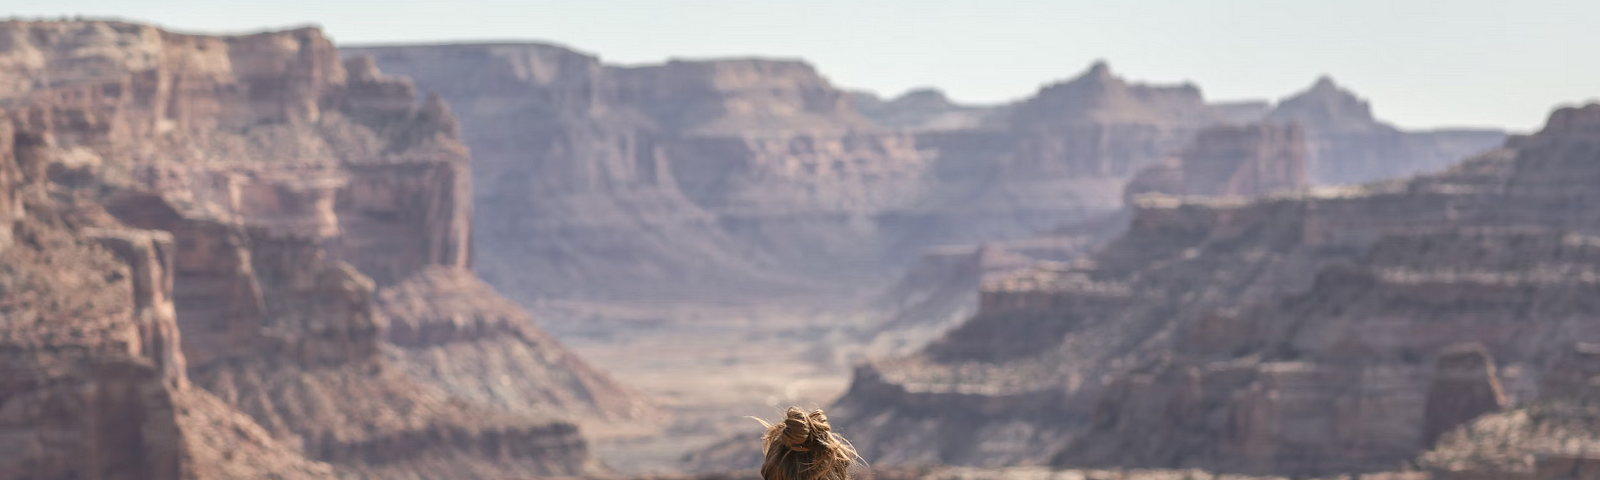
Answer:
1419, 343, 1600, 480
823, 103, 1600, 476
0, 20, 643, 479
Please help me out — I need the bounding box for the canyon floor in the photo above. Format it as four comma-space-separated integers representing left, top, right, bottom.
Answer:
532, 299, 875, 473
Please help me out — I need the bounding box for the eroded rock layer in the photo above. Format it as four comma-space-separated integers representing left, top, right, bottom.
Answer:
1266, 77, 1506, 185
0, 19, 639, 479
1124, 122, 1307, 200
342, 47, 1269, 301
827, 104, 1600, 476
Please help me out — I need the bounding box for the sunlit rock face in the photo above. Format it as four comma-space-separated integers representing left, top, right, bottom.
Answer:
0, 20, 644, 479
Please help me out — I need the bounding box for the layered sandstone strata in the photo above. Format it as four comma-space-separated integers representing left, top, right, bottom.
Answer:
1124, 122, 1307, 201
855, 119, 1309, 367
0, 112, 337, 480
1420, 344, 1600, 480
345, 47, 1259, 301
0, 20, 639, 479
346, 41, 1496, 313
343, 43, 804, 299
1266, 77, 1505, 185
825, 104, 1600, 476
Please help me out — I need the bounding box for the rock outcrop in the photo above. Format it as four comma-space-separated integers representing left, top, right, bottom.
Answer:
1266, 77, 1505, 185
0, 20, 640, 479
343, 44, 817, 299
895, 62, 1232, 254
1421, 344, 1507, 448
1421, 361, 1600, 480
1124, 123, 1307, 202
0, 113, 336, 480
857, 119, 1307, 369
825, 103, 1600, 476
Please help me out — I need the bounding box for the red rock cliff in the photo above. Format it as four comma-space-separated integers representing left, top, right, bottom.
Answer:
0, 20, 643, 479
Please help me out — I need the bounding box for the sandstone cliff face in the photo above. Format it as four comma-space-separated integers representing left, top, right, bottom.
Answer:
1124, 123, 1307, 202
0, 20, 639, 479
610, 59, 874, 136
1266, 77, 1505, 185
827, 104, 1600, 475
1066, 228, 1600, 474
344, 43, 801, 299
0, 117, 336, 480
854, 120, 1308, 371
1420, 352, 1600, 480
890, 62, 1232, 259
345, 47, 1255, 301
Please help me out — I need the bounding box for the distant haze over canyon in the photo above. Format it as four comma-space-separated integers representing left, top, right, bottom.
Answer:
4, 12, 1598, 480
20, 0, 1600, 130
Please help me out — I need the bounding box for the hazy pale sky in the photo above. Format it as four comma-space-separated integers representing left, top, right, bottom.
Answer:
11, 0, 1599, 131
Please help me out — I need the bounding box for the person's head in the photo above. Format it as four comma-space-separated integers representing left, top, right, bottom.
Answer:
757, 407, 858, 480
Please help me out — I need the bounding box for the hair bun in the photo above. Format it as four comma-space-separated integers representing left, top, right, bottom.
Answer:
807, 410, 830, 434
758, 406, 857, 480
780, 407, 813, 451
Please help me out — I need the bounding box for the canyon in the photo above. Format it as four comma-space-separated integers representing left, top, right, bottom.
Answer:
342, 40, 1508, 474
823, 104, 1600, 478
0, 15, 1551, 480
0, 20, 642, 479
340, 47, 1502, 304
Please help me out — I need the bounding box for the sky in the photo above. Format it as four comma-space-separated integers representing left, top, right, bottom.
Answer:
9, 0, 1599, 131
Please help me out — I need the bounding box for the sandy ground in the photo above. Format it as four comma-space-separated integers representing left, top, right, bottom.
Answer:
533, 301, 864, 473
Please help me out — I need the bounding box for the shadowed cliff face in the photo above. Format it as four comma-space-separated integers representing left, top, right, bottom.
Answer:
0, 20, 647, 479
822, 104, 1600, 476
1420, 344, 1600, 480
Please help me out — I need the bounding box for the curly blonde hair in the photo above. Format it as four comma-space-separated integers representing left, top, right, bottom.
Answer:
755, 407, 859, 480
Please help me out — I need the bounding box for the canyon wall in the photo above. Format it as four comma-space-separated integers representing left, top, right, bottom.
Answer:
342, 48, 1261, 301
345, 43, 1502, 320
824, 104, 1600, 476
342, 44, 806, 300
855, 118, 1310, 363
0, 20, 643, 479
1266, 77, 1505, 185
1124, 122, 1307, 200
